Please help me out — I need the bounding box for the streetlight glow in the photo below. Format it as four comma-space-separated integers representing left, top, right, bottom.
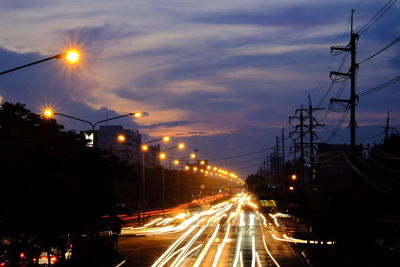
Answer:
163, 136, 171, 142
43, 108, 54, 118
291, 174, 297, 180
200, 160, 205, 165
65, 49, 80, 64
178, 143, 185, 149
174, 160, 179, 165
159, 153, 166, 160
133, 113, 142, 118
190, 153, 196, 159
142, 144, 149, 151
117, 134, 126, 142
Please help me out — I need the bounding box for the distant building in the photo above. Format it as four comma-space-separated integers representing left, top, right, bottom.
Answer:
96, 125, 141, 166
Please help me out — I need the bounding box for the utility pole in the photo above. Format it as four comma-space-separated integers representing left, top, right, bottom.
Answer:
306, 95, 324, 181
290, 100, 324, 183
384, 111, 390, 140
290, 105, 306, 185
282, 127, 285, 165
330, 9, 358, 148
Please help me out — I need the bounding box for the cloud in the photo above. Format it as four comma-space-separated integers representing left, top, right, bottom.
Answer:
1, 0, 399, 177
141, 120, 211, 129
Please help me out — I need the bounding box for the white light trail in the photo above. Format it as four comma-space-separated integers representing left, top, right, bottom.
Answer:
212, 222, 231, 267
233, 232, 243, 266
193, 224, 220, 267
251, 235, 256, 267
262, 235, 280, 267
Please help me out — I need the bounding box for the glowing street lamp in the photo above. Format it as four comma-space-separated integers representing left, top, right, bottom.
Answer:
65, 49, 80, 64
117, 134, 126, 142
0, 49, 81, 75
291, 174, 297, 180
159, 152, 167, 213
42, 107, 144, 147
159, 152, 167, 160
141, 136, 171, 221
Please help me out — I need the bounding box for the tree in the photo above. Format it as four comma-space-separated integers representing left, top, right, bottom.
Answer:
0, 102, 136, 265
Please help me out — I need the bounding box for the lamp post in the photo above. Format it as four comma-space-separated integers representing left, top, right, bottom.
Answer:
140, 136, 170, 223
0, 49, 80, 75
42, 108, 144, 147
159, 143, 186, 214
159, 152, 167, 214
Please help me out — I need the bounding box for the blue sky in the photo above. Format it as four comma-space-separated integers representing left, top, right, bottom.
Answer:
0, 0, 399, 178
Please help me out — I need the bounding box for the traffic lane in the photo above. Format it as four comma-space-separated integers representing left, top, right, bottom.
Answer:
262, 220, 305, 267
118, 233, 180, 266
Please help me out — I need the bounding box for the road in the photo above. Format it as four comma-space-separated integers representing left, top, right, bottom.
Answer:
119, 193, 305, 266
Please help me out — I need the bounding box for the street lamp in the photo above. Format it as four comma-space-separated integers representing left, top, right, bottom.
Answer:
42, 108, 145, 147
140, 136, 171, 222
159, 143, 186, 213
0, 49, 81, 75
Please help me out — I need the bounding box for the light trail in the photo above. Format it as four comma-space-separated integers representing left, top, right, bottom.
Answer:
193, 224, 220, 267
282, 234, 335, 245
151, 224, 197, 267
155, 246, 185, 267
269, 214, 280, 227
179, 244, 203, 266
170, 224, 207, 267
262, 235, 281, 267
233, 231, 243, 267
212, 222, 231, 267
251, 235, 256, 267
257, 211, 267, 227
144, 217, 163, 227
256, 252, 263, 267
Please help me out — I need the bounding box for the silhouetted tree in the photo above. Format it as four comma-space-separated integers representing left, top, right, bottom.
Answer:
0, 102, 136, 265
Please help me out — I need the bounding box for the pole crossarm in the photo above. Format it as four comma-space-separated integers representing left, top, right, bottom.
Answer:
330, 71, 352, 78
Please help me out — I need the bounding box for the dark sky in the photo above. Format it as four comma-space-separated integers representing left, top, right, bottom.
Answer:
1, 0, 399, 178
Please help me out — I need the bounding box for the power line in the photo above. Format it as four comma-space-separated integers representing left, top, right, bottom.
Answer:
207, 147, 273, 161
357, 0, 398, 36
232, 162, 264, 171
219, 155, 267, 167
358, 75, 400, 97
359, 36, 400, 64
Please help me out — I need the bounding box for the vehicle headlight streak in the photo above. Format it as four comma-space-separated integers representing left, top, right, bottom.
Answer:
193, 224, 220, 267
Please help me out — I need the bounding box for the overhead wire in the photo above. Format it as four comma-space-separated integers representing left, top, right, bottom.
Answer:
207, 147, 273, 161
357, 0, 398, 36
218, 155, 268, 167
232, 162, 265, 171
358, 36, 400, 64
358, 75, 400, 97
341, 149, 392, 192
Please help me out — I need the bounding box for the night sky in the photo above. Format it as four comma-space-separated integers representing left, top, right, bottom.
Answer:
0, 0, 399, 178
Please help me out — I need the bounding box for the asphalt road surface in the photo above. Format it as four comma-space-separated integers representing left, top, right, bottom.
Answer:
119, 193, 304, 267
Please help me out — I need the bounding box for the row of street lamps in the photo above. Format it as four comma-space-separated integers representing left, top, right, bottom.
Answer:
2, 47, 244, 219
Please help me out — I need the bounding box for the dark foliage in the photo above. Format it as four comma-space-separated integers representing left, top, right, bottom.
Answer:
0, 102, 135, 264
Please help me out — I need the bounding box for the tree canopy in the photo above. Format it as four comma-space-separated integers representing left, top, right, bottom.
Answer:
0, 102, 135, 241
